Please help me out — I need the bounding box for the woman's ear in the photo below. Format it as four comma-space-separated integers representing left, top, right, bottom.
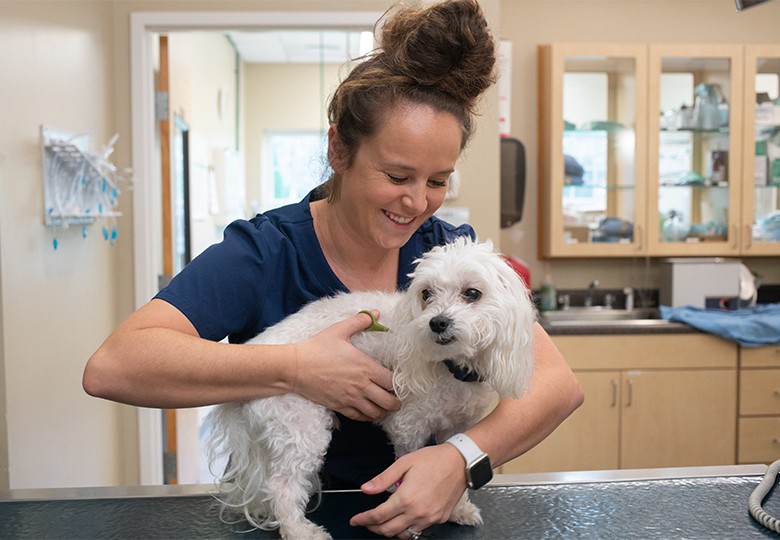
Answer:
327, 124, 348, 173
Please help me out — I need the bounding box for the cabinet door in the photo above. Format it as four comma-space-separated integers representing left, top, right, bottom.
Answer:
538, 44, 648, 258
500, 371, 620, 474
621, 369, 737, 469
741, 45, 780, 255
647, 45, 744, 256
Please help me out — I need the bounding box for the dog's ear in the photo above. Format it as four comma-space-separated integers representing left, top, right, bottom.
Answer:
481, 255, 536, 399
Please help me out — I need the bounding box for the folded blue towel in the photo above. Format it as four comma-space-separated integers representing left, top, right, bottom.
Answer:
660, 303, 780, 348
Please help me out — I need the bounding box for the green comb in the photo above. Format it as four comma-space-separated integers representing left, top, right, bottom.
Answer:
358, 310, 390, 332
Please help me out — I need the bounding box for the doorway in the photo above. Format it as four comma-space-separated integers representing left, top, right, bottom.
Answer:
130, 10, 379, 485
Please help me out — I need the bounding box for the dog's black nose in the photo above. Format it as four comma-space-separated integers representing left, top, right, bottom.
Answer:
429, 315, 451, 334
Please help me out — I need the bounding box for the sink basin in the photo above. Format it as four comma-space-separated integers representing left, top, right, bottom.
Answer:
541, 307, 660, 323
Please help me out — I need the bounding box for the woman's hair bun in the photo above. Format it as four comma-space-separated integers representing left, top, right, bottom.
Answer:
377, 0, 496, 112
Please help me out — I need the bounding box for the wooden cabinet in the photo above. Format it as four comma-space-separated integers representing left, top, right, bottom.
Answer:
537, 44, 648, 258
501, 333, 738, 474
538, 43, 780, 258
741, 46, 780, 256
738, 345, 780, 464
646, 45, 743, 256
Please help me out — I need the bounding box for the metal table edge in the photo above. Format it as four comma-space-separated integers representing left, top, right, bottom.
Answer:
0, 464, 767, 502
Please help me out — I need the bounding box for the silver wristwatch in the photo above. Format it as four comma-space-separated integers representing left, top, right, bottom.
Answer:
445, 433, 493, 490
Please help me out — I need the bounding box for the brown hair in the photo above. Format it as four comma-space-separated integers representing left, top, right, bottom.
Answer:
321, 0, 497, 201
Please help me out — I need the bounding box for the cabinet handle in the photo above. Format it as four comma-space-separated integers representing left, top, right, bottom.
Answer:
636, 224, 643, 252
611, 379, 618, 408
774, 438, 780, 445
745, 224, 753, 250
625, 379, 633, 407
731, 224, 738, 250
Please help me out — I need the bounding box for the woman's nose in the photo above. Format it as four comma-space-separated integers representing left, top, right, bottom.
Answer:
402, 181, 428, 214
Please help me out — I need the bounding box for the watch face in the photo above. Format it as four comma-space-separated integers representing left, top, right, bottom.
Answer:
467, 455, 493, 490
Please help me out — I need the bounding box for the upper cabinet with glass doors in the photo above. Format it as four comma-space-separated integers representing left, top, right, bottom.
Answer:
646, 45, 743, 256
742, 45, 780, 255
539, 43, 780, 258
538, 44, 648, 257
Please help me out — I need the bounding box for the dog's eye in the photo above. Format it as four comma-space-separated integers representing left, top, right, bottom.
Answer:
462, 288, 482, 303
421, 289, 433, 303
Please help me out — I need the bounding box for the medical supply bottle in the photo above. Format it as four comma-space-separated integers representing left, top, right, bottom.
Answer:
540, 274, 557, 312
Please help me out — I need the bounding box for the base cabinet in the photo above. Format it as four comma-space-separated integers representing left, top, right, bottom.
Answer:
501, 334, 737, 474
738, 345, 780, 464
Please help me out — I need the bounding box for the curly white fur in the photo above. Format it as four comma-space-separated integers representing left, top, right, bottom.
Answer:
206, 237, 536, 539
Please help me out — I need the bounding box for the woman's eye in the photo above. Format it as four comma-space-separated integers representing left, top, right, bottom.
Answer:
462, 288, 482, 303
421, 289, 433, 303
428, 179, 448, 188
387, 174, 407, 184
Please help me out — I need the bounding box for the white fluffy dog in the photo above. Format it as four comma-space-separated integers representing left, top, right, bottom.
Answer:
206, 237, 536, 539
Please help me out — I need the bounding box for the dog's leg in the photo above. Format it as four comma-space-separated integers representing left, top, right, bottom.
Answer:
263, 402, 334, 540
449, 490, 483, 526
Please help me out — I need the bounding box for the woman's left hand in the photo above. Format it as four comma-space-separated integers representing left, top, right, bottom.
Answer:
349, 443, 467, 538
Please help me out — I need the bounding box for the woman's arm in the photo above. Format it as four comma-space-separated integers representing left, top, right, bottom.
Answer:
83, 299, 400, 420
350, 322, 583, 537
464, 322, 585, 466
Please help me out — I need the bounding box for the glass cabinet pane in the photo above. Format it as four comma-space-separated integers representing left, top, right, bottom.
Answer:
656, 55, 732, 245
751, 55, 780, 246
561, 56, 637, 246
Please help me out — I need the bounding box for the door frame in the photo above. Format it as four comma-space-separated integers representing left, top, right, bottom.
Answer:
130, 10, 380, 485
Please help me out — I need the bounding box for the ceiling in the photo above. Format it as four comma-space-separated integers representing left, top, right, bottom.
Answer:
226, 30, 373, 64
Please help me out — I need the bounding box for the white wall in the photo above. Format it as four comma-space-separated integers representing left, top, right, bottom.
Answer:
0, 0, 137, 488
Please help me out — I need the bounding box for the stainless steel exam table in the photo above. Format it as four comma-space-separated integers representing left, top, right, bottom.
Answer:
1, 465, 777, 539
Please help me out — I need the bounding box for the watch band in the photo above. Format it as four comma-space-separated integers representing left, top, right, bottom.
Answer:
445, 433, 493, 489
446, 433, 485, 464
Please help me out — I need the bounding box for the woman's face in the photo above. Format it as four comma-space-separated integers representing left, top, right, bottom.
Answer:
331, 101, 463, 251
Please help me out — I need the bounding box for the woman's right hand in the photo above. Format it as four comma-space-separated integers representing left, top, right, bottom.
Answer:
289, 311, 401, 422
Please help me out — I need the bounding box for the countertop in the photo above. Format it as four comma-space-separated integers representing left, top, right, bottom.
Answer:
1, 465, 777, 538
540, 318, 698, 336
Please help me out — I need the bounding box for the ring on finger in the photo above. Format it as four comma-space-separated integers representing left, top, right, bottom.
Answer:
406, 528, 422, 540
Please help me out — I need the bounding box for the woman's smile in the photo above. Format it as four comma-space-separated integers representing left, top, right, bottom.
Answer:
383, 210, 416, 226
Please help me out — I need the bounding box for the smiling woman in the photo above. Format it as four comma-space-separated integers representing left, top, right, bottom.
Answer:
86, 2, 582, 538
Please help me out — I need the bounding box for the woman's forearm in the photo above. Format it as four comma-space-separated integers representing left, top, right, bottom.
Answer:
83, 299, 297, 408
83, 300, 399, 420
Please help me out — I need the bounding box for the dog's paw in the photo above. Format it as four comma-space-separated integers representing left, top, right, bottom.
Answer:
449, 497, 483, 527
279, 520, 332, 540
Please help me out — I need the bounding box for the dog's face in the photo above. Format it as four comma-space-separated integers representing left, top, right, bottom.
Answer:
396, 237, 536, 398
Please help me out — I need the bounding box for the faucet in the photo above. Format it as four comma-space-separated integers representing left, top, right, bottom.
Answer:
584, 280, 600, 307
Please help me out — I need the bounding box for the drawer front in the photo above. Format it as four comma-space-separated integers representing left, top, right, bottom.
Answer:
741, 346, 780, 368
740, 369, 780, 415
553, 334, 737, 371
739, 417, 780, 464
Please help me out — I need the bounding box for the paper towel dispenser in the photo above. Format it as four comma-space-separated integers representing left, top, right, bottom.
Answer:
500, 137, 526, 228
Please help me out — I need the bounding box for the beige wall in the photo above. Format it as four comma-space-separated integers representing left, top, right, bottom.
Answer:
168, 32, 240, 257
0, 0, 778, 491
244, 62, 342, 209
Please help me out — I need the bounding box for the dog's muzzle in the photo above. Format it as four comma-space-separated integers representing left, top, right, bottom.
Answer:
429, 315, 456, 345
